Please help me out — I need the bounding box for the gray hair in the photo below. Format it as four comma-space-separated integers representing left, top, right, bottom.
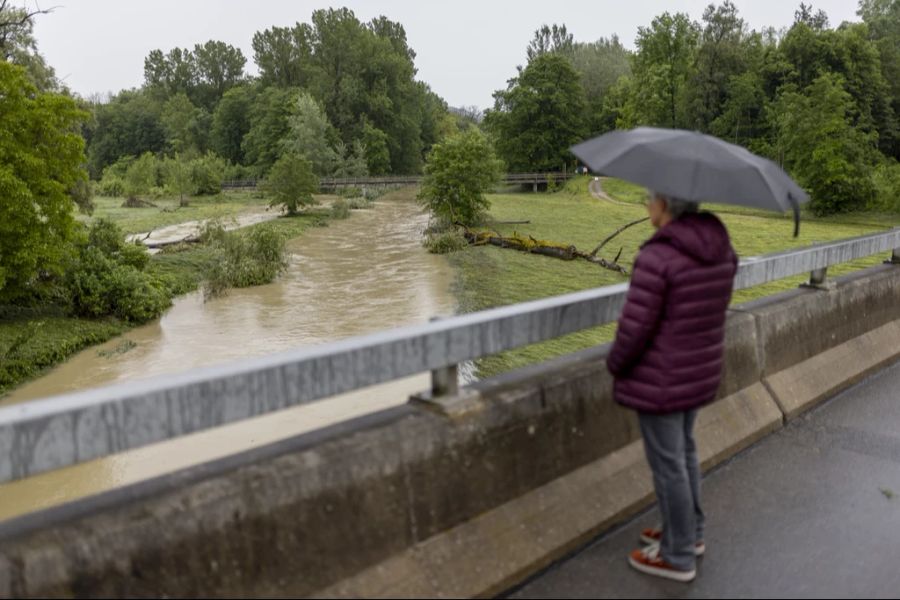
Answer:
659, 194, 700, 220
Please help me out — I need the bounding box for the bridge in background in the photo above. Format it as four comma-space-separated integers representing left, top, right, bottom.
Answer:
221, 171, 575, 193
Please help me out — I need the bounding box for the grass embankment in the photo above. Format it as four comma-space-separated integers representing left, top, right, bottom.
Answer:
450, 176, 900, 377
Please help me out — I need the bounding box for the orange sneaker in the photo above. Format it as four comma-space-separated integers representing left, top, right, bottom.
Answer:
640, 527, 706, 556
628, 545, 696, 583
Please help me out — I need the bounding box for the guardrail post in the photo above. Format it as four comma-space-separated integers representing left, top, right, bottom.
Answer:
801, 265, 834, 290
428, 316, 458, 397
885, 247, 900, 265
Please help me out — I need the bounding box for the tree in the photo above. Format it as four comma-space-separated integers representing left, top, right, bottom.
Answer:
484, 53, 588, 172
145, 41, 245, 109
161, 93, 209, 155
858, 0, 900, 157
144, 47, 196, 98
362, 121, 391, 175
164, 154, 196, 206
252, 23, 314, 87
526, 24, 575, 63
87, 90, 166, 177
571, 36, 632, 130
280, 92, 339, 176
262, 154, 319, 215
123, 152, 161, 201
242, 86, 296, 175
333, 140, 369, 178
627, 12, 700, 128
418, 130, 503, 227
210, 84, 256, 164
685, 1, 751, 131
192, 40, 246, 108
0, 1, 55, 89
0, 62, 86, 301
772, 74, 878, 214
777, 19, 898, 156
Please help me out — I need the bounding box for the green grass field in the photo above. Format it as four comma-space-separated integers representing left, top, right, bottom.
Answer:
83, 191, 268, 234
450, 176, 900, 377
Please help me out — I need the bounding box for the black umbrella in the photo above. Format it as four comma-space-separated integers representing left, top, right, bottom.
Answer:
570, 127, 809, 236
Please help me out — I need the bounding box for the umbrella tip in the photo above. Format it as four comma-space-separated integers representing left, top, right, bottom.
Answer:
789, 193, 800, 237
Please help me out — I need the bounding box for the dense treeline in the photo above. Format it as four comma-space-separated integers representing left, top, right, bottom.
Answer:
484, 1, 900, 215
85, 7, 455, 186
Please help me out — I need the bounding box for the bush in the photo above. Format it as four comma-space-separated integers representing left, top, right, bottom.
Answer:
424, 230, 469, 254
97, 176, 126, 197
203, 226, 288, 299
330, 198, 351, 219
338, 186, 363, 198
65, 220, 169, 322
191, 153, 227, 195
346, 196, 373, 209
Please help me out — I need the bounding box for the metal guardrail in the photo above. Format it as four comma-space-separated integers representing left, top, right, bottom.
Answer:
1, 228, 898, 483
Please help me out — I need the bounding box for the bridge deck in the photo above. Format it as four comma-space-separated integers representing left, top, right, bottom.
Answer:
509, 359, 900, 599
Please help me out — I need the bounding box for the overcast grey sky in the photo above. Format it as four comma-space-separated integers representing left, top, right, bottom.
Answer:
33, 0, 860, 109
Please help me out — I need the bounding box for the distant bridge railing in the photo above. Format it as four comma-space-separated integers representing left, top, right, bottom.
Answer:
1, 228, 898, 484
221, 172, 574, 192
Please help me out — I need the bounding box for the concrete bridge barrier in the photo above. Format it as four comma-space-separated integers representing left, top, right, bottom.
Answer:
0, 265, 898, 598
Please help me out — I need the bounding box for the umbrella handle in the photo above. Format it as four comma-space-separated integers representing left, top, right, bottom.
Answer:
789, 193, 800, 238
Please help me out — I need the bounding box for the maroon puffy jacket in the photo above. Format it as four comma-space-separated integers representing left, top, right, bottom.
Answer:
606, 212, 738, 414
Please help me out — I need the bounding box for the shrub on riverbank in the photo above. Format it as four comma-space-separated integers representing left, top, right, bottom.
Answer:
66, 220, 172, 322
203, 225, 288, 299
330, 198, 351, 219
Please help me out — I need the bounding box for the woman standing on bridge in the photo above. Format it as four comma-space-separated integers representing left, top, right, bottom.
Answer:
606, 192, 738, 583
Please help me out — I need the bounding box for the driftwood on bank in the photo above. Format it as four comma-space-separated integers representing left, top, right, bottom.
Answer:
461, 228, 630, 275
142, 236, 203, 249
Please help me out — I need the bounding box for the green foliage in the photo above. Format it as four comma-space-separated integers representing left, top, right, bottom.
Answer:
144, 40, 246, 109
210, 85, 257, 164
484, 53, 587, 172
346, 196, 373, 209
280, 91, 339, 176
241, 86, 296, 176
65, 220, 170, 322
362, 122, 391, 175
261, 154, 319, 214
161, 93, 210, 154
418, 130, 503, 226
330, 198, 351, 219
629, 12, 701, 128
424, 230, 468, 254
526, 24, 575, 62
338, 186, 363, 198
871, 160, 900, 211
87, 90, 166, 178
772, 74, 878, 215
0, 62, 86, 302
123, 152, 163, 199
189, 153, 227, 195
203, 226, 288, 299
333, 140, 369, 178
164, 154, 197, 204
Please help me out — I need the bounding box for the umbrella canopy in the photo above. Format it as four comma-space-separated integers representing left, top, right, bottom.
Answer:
571, 127, 809, 236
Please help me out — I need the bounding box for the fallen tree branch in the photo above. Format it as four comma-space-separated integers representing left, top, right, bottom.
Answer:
461, 227, 628, 274
589, 217, 649, 257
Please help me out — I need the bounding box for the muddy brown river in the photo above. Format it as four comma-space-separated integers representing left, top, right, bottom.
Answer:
0, 191, 459, 520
